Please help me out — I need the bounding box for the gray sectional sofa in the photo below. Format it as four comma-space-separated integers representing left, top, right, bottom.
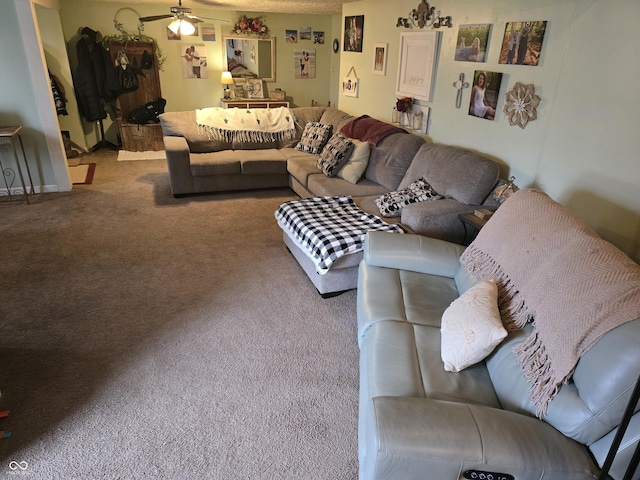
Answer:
160, 106, 502, 295
357, 190, 640, 480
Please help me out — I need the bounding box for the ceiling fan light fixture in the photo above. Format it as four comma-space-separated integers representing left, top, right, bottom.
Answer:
168, 18, 195, 36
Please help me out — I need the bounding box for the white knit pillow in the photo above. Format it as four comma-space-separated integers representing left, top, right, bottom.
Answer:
441, 279, 507, 372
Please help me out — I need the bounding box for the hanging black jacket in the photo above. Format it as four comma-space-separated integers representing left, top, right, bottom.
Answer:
72, 27, 121, 122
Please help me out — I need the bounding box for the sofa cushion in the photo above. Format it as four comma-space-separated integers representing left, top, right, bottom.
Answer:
399, 143, 498, 205
440, 280, 507, 372
337, 139, 370, 184
159, 111, 232, 153
296, 122, 332, 154
319, 107, 355, 133
285, 107, 327, 148
316, 133, 355, 177
236, 149, 287, 175
189, 151, 241, 176
375, 177, 442, 217
307, 174, 388, 198
365, 133, 425, 191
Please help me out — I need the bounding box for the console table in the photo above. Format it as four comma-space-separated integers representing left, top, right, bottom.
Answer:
220, 98, 289, 109
0, 126, 34, 204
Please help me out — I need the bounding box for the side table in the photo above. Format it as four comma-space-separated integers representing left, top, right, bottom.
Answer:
0, 126, 34, 204
458, 212, 489, 246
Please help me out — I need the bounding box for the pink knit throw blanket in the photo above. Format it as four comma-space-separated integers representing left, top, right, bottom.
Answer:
460, 189, 640, 417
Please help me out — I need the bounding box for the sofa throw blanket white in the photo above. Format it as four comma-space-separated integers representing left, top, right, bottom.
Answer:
275, 196, 405, 274
195, 106, 295, 143
460, 189, 640, 417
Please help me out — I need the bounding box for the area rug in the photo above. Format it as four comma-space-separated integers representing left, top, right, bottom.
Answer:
68, 163, 96, 185
117, 150, 167, 161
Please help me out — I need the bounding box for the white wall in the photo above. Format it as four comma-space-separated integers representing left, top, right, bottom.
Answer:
339, 0, 640, 262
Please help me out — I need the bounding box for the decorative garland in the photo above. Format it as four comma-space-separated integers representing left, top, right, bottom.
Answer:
102, 7, 167, 70
232, 15, 269, 37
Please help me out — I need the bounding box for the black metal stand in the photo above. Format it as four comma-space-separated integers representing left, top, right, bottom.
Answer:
598, 372, 640, 480
91, 119, 119, 152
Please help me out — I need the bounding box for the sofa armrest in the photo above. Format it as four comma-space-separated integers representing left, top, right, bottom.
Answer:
363, 396, 599, 480
163, 136, 193, 196
364, 231, 465, 278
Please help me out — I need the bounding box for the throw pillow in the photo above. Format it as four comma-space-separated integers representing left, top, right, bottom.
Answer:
337, 139, 370, 184
375, 177, 442, 217
440, 280, 507, 373
316, 133, 355, 177
295, 122, 333, 155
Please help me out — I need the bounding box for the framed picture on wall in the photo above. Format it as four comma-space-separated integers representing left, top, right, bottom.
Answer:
498, 21, 548, 66
455, 24, 491, 62
344, 15, 364, 52
468, 70, 503, 121
396, 32, 439, 101
373, 43, 388, 75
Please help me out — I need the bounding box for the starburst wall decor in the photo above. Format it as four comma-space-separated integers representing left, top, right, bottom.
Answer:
503, 82, 541, 129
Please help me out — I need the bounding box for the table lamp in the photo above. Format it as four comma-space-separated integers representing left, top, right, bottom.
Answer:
221, 71, 234, 100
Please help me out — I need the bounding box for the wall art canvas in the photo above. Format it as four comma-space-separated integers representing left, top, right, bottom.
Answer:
286, 30, 298, 43
294, 49, 316, 79
499, 21, 548, 66
455, 24, 491, 62
396, 31, 439, 101
344, 15, 364, 52
181, 43, 207, 79
300, 27, 312, 41
468, 70, 503, 121
202, 26, 216, 42
313, 32, 325, 44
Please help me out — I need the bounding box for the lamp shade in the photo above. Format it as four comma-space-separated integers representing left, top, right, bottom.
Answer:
168, 18, 195, 36
221, 71, 234, 85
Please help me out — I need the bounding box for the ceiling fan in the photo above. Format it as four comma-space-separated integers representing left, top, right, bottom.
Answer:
139, 0, 229, 35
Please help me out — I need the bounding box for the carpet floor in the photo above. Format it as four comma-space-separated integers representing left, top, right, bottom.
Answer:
0, 150, 359, 479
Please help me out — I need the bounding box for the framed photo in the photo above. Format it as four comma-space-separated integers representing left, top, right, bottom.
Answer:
499, 21, 548, 66
286, 30, 298, 43
468, 70, 503, 121
233, 84, 245, 99
373, 43, 388, 75
342, 76, 359, 97
181, 43, 207, 79
245, 78, 264, 98
455, 24, 491, 62
396, 32, 439, 101
313, 31, 325, 44
300, 27, 312, 41
294, 49, 316, 79
344, 15, 364, 52
167, 27, 181, 41
202, 26, 216, 42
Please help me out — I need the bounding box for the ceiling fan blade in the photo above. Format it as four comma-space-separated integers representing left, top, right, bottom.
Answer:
183, 15, 204, 24
196, 15, 231, 23
139, 14, 173, 22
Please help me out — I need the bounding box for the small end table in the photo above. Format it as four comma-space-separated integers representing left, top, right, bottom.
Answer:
459, 212, 489, 245
0, 126, 34, 204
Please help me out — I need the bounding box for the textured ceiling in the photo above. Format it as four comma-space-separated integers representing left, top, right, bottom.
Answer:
89, 0, 350, 16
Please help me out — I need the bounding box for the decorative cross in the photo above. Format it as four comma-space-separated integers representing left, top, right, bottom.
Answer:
453, 73, 469, 109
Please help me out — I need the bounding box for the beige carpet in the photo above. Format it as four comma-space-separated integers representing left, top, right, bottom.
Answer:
117, 150, 167, 161
68, 162, 96, 185
0, 150, 359, 479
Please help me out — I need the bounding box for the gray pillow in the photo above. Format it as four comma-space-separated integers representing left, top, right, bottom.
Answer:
375, 177, 442, 217
295, 122, 332, 154
316, 133, 355, 177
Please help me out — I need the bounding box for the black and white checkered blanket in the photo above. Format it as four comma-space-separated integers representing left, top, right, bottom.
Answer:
275, 196, 405, 274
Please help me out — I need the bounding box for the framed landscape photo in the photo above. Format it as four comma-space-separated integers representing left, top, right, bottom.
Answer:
455, 24, 491, 62
373, 43, 388, 75
499, 21, 548, 66
396, 31, 439, 101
